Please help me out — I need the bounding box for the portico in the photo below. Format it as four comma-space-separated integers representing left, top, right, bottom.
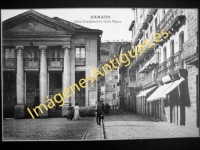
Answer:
2, 10, 102, 118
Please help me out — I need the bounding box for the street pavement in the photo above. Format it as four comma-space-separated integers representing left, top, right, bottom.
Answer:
103, 109, 199, 140
3, 109, 199, 141
3, 117, 94, 141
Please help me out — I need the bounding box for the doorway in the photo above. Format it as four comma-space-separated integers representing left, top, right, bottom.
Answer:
75, 71, 85, 106
49, 72, 62, 117
26, 72, 39, 118
3, 72, 16, 118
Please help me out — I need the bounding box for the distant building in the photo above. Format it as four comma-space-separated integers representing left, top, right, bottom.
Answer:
99, 42, 128, 108
2, 10, 102, 118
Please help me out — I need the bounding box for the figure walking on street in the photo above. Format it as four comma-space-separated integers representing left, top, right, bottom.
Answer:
112, 100, 115, 109
74, 103, 81, 120
67, 103, 74, 120
96, 102, 102, 126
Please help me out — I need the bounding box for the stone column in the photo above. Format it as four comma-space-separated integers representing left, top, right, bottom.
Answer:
15, 46, 25, 118
39, 46, 48, 118
62, 45, 71, 117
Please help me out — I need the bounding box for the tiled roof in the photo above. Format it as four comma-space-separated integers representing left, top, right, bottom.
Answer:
53, 17, 102, 33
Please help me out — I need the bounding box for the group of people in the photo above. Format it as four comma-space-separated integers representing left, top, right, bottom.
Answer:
66, 101, 110, 126
67, 103, 81, 121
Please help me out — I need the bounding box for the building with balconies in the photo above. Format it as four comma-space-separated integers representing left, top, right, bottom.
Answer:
2, 10, 102, 118
128, 8, 198, 130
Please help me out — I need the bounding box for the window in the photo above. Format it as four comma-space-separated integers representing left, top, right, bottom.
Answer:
155, 17, 157, 31
163, 47, 167, 61
150, 25, 152, 34
52, 50, 60, 61
28, 50, 37, 61
5, 48, 15, 58
113, 63, 118, 70
146, 33, 148, 39
163, 9, 165, 17
75, 47, 85, 65
113, 85, 115, 88
170, 40, 174, 56
114, 76, 118, 79
179, 31, 184, 51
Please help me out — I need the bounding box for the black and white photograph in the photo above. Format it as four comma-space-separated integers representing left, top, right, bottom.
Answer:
1, 8, 199, 141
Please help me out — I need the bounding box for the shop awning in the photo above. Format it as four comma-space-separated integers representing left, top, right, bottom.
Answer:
159, 77, 185, 98
139, 53, 159, 73
147, 82, 174, 102
136, 86, 157, 97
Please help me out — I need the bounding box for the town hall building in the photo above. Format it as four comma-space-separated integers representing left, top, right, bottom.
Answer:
2, 10, 102, 118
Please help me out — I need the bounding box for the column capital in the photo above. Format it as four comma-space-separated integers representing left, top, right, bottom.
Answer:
63, 45, 71, 55
15, 46, 24, 50
39, 46, 47, 50
62, 45, 71, 49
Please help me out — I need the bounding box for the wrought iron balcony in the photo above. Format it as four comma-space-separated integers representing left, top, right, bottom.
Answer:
156, 51, 183, 78
156, 9, 185, 33
142, 70, 157, 87
156, 61, 167, 78
24, 58, 40, 68
47, 58, 63, 67
141, 9, 158, 30
3, 58, 16, 69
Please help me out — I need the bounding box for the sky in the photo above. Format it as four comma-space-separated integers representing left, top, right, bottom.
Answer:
1, 8, 135, 42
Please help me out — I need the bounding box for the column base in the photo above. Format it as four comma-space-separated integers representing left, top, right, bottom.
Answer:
62, 104, 69, 118
15, 104, 26, 119
37, 107, 49, 118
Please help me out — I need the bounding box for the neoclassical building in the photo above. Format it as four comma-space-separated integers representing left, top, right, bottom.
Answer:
2, 10, 102, 118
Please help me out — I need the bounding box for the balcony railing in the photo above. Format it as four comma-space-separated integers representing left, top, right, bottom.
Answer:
156, 9, 185, 32
156, 51, 183, 78
142, 71, 156, 86
157, 61, 167, 78
47, 58, 63, 67
24, 58, 40, 68
3, 58, 16, 68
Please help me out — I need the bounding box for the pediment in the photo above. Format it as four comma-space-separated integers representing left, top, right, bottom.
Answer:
4, 19, 61, 33
3, 10, 74, 34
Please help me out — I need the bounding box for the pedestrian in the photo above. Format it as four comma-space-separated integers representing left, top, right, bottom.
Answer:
101, 102, 105, 113
112, 100, 115, 109
104, 103, 110, 114
73, 103, 81, 120
67, 103, 74, 120
114, 100, 117, 109
124, 102, 127, 112
96, 102, 102, 126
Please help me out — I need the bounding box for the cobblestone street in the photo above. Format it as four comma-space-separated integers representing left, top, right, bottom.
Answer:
3, 109, 199, 141
103, 109, 199, 140
3, 117, 94, 141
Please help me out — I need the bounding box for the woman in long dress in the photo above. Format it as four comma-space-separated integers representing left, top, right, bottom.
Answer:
74, 103, 81, 120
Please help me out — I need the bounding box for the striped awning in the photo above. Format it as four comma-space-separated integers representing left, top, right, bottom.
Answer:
136, 86, 157, 97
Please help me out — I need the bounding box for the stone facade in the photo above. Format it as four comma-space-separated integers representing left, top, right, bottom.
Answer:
119, 8, 198, 130
2, 10, 102, 118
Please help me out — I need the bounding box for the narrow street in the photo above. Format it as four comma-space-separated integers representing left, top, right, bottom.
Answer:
102, 109, 199, 140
